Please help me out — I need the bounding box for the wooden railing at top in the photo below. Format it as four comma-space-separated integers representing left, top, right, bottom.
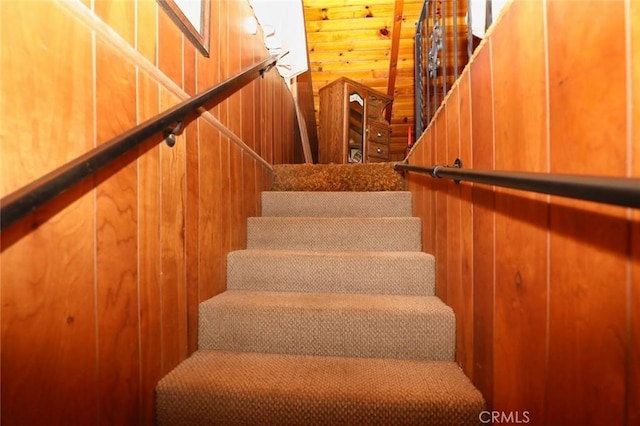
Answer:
0, 54, 282, 231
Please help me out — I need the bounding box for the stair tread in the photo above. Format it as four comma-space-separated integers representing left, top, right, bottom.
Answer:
156, 350, 485, 425
202, 290, 450, 312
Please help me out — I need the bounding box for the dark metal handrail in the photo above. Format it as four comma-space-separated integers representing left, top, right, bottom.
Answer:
0, 54, 281, 231
395, 161, 640, 209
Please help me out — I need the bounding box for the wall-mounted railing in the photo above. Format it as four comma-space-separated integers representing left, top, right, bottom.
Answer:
415, 0, 474, 138
0, 54, 282, 231
395, 160, 640, 209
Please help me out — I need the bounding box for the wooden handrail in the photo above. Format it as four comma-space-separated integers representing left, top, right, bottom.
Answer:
0, 54, 281, 231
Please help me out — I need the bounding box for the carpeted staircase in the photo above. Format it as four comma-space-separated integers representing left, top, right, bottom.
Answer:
156, 164, 485, 425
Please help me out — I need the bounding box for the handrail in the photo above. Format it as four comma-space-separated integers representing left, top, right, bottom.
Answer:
0, 54, 282, 231
395, 161, 640, 209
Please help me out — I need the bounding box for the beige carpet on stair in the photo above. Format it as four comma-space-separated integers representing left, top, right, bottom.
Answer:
155, 189, 485, 425
227, 249, 436, 296
198, 290, 455, 361
156, 350, 485, 426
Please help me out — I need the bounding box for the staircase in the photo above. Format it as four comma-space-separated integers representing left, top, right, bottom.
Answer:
156, 177, 485, 424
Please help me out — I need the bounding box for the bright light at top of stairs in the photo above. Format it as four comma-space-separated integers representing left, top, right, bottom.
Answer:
248, 0, 308, 82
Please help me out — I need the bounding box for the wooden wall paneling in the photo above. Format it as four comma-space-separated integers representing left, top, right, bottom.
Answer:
274, 76, 284, 164
136, 0, 157, 64
630, 2, 640, 423
159, 88, 188, 373
220, 136, 233, 285
136, 73, 163, 426
230, 142, 245, 251
433, 112, 448, 301
218, 0, 230, 128
239, 0, 257, 154
1, 2, 97, 423
424, 127, 437, 256
185, 118, 200, 354
262, 76, 274, 163
157, 3, 183, 87
444, 87, 465, 372
198, 120, 226, 300
469, 42, 495, 410
184, 40, 197, 96
243, 153, 257, 234
546, 1, 628, 424
94, 0, 134, 46
458, 70, 474, 379
490, 1, 548, 419
95, 38, 140, 425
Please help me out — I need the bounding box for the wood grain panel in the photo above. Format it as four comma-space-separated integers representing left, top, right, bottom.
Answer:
184, 40, 196, 96
136, 72, 163, 426
95, 38, 140, 425
95, 0, 134, 45
458, 70, 474, 379
434, 111, 448, 301
631, 3, 640, 423
136, 0, 157, 64
158, 4, 183, 89
0, 2, 97, 424
469, 42, 495, 410
159, 89, 187, 373
185, 118, 200, 353
230, 142, 244, 251
547, 1, 628, 424
198, 120, 226, 300
491, 1, 548, 419
445, 88, 464, 372
1, 1, 300, 424
219, 136, 233, 288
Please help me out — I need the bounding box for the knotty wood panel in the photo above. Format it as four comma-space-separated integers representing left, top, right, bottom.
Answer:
304, 0, 430, 160
469, 41, 494, 410
547, 0, 628, 423
491, 1, 548, 418
2, 1, 297, 424
159, 89, 188, 374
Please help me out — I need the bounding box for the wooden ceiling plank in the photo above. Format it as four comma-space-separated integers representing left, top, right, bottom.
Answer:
385, 0, 405, 123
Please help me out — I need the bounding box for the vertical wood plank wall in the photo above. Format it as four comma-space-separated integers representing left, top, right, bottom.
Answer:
406, 0, 640, 423
0, 0, 295, 424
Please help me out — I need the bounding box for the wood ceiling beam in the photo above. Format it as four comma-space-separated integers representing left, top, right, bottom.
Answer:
385, 0, 404, 123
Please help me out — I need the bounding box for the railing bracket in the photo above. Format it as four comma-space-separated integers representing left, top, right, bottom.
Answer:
453, 158, 462, 184
163, 120, 183, 147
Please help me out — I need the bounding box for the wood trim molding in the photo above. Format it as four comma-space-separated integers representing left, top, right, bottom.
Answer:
54, 0, 273, 171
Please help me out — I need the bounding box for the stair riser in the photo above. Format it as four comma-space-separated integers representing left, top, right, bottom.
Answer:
227, 250, 436, 296
262, 191, 413, 217
247, 217, 422, 251
199, 299, 455, 362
